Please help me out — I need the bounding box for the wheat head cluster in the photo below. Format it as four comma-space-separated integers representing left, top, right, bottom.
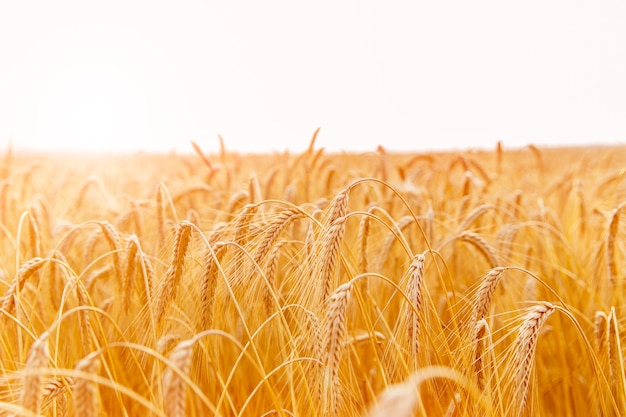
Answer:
1, 137, 626, 416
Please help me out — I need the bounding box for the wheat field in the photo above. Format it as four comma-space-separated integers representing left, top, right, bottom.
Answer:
1, 137, 626, 416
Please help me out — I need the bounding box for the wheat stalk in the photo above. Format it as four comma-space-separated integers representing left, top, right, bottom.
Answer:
406, 253, 426, 370
233, 203, 258, 246
163, 339, 195, 417
41, 376, 73, 416
74, 353, 101, 417
71, 278, 94, 355
155, 183, 166, 246
497, 224, 519, 263
608, 307, 624, 405
1, 257, 46, 317
357, 210, 373, 275
458, 232, 499, 268
20, 336, 49, 414
27, 211, 41, 258
457, 203, 495, 233
318, 216, 348, 303
263, 240, 287, 316
471, 267, 506, 328
254, 208, 303, 265
595, 310, 609, 354
98, 221, 123, 278
511, 302, 556, 417
155, 221, 193, 326
472, 318, 491, 390
226, 190, 249, 215
122, 234, 140, 312
378, 216, 414, 270
315, 188, 349, 302
140, 252, 155, 305
606, 203, 625, 285
574, 179, 586, 234
197, 243, 226, 331
321, 282, 352, 417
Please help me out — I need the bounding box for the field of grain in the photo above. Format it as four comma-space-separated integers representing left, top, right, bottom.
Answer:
1, 138, 625, 416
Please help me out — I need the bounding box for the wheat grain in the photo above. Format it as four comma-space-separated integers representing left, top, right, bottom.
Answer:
606, 203, 625, 285
75, 278, 94, 354
263, 240, 287, 316
305, 219, 316, 261
163, 339, 194, 417
595, 310, 609, 354
357, 211, 372, 274
608, 307, 623, 400
254, 208, 302, 265
321, 282, 352, 416
471, 267, 506, 327
226, 190, 249, 215
122, 234, 140, 312
140, 252, 155, 305
198, 243, 226, 331
157, 334, 182, 356
472, 318, 490, 390
378, 215, 414, 270
406, 253, 425, 370
318, 216, 348, 303
312, 185, 350, 304
248, 172, 262, 204
99, 221, 123, 278
41, 376, 72, 416
497, 224, 519, 262
457, 204, 496, 233
155, 221, 193, 326
574, 179, 586, 234
74, 354, 101, 417
233, 203, 258, 246
511, 302, 556, 417
1, 257, 46, 317
20, 337, 49, 414
155, 183, 166, 246
458, 232, 499, 268
27, 211, 41, 257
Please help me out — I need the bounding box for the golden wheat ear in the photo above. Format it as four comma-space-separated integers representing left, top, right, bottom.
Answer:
511, 302, 556, 417
163, 339, 195, 417
74, 353, 101, 417
320, 282, 352, 417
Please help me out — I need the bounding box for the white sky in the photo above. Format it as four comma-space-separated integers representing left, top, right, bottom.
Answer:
1, 1, 625, 154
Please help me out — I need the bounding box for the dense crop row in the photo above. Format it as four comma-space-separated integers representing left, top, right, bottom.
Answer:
1, 139, 625, 416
